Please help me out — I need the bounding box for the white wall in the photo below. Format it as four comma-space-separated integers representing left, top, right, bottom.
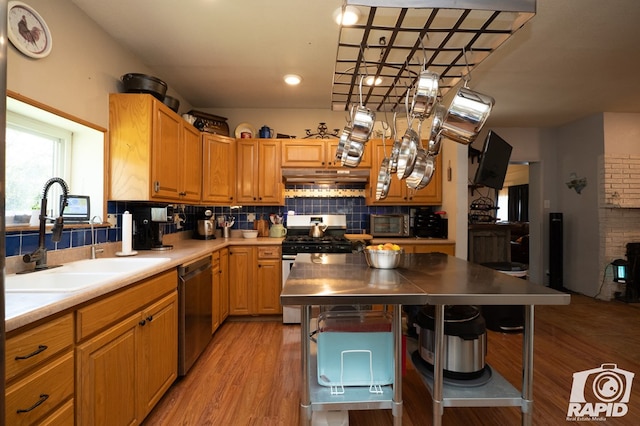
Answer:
7, 0, 192, 129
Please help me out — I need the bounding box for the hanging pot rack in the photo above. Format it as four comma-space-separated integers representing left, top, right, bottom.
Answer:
331, 0, 536, 112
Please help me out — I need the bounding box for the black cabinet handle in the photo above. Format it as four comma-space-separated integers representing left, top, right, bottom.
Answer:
17, 394, 49, 413
146, 315, 154, 322
139, 319, 146, 326
15, 345, 47, 360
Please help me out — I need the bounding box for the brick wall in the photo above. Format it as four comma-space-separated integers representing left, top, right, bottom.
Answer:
598, 154, 640, 299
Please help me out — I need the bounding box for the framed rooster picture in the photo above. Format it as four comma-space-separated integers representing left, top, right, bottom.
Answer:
8, 1, 52, 59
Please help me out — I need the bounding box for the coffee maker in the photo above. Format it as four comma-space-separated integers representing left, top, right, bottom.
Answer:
132, 205, 174, 250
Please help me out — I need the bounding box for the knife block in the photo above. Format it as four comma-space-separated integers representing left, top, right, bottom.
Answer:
254, 219, 269, 237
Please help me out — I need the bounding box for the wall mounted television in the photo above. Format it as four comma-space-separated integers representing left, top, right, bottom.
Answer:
473, 130, 513, 190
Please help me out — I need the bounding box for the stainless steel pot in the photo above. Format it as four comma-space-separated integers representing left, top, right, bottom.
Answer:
441, 86, 494, 145
411, 70, 439, 120
415, 305, 487, 379
342, 140, 365, 168
350, 105, 376, 144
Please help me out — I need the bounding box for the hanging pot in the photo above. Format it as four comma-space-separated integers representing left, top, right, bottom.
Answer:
121, 73, 167, 101
350, 105, 376, 143
342, 140, 366, 168
410, 70, 439, 120
406, 148, 436, 190
396, 128, 419, 179
441, 86, 494, 145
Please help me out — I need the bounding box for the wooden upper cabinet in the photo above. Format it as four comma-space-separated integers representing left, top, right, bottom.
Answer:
366, 139, 442, 205
282, 139, 371, 169
202, 134, 236, 204
236, 139, 283, 205
109, 93, 202, 202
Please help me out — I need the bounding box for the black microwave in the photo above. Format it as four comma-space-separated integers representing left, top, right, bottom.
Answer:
369, 214, 410, 237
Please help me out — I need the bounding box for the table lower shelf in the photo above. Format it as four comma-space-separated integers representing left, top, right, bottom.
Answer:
408, 338, 524, 408
310, 343, 396, 411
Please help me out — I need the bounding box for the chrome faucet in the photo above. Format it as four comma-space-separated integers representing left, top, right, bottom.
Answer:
22, 177, 69, 271
90, 215, 104, 259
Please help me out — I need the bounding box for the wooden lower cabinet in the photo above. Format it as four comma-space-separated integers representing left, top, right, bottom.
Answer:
5, 351, 74, 426
76, 272, 178, 425
403, 243, 455, 255
229, 245, 282, 315
212, 248, 230, 333
5, 313, 74, 426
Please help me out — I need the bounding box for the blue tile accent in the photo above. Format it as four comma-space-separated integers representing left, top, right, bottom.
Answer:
6, 197, 425, 257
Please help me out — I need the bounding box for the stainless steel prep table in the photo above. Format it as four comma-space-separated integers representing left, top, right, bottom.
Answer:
280, 252, 570, 426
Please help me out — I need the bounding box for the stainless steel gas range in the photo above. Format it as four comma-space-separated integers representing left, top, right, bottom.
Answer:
281, 214, 352, 324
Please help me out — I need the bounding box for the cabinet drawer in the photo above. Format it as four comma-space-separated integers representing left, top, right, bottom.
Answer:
257, 246, 281, 259
6, 351, 74, 426
39, 398, 74, 426
76, 269, 177, 341
6, 313, 74, 382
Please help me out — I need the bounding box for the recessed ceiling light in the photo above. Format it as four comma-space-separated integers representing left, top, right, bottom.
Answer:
333, 6, 360, 26
365, 76, 383, 86
284, 74, 302, 85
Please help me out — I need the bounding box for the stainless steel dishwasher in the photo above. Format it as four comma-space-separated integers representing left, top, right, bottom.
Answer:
178, 255, 212, 376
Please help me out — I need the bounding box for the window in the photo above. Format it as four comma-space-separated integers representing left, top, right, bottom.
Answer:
6, 112, 72, 224
5, 95, 105, 227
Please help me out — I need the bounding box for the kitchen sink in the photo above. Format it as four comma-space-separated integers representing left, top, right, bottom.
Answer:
5, 257, 172, 292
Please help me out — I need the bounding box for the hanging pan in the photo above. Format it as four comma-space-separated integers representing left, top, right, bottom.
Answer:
406, 148, 436, 190
388, 111, 401, 173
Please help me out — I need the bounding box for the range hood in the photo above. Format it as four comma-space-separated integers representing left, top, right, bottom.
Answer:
282, 168, 370, 184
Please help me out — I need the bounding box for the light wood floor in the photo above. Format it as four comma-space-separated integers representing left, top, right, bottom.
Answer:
144, 295, 640, 425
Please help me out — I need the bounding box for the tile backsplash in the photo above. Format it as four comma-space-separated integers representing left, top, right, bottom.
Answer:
6, 190, 433, 258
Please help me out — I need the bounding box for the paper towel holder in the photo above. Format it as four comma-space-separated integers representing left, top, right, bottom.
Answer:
116, 210, 138, 257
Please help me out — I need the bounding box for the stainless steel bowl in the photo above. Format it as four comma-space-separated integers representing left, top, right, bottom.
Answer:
364, 248, 404, 269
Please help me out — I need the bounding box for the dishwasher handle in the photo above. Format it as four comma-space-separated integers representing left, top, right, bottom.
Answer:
178, 256, 212, 281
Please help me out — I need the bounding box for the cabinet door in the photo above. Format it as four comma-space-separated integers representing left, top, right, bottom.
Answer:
139, 292, 178, 419
229, 246, 255, 315
236, 140, 259, 204
202, 134, 236, 204
258, 140, 283, 204
152, 105, 182, 200
180, 123, 203, 202
281, 140, 326, 167
212, 253, 221, 333
220, 248, 230, 321
77, 313, 140, 426
256, 259, 282, 314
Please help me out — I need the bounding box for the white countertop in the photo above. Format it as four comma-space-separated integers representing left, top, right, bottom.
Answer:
5, 236, 283, 333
